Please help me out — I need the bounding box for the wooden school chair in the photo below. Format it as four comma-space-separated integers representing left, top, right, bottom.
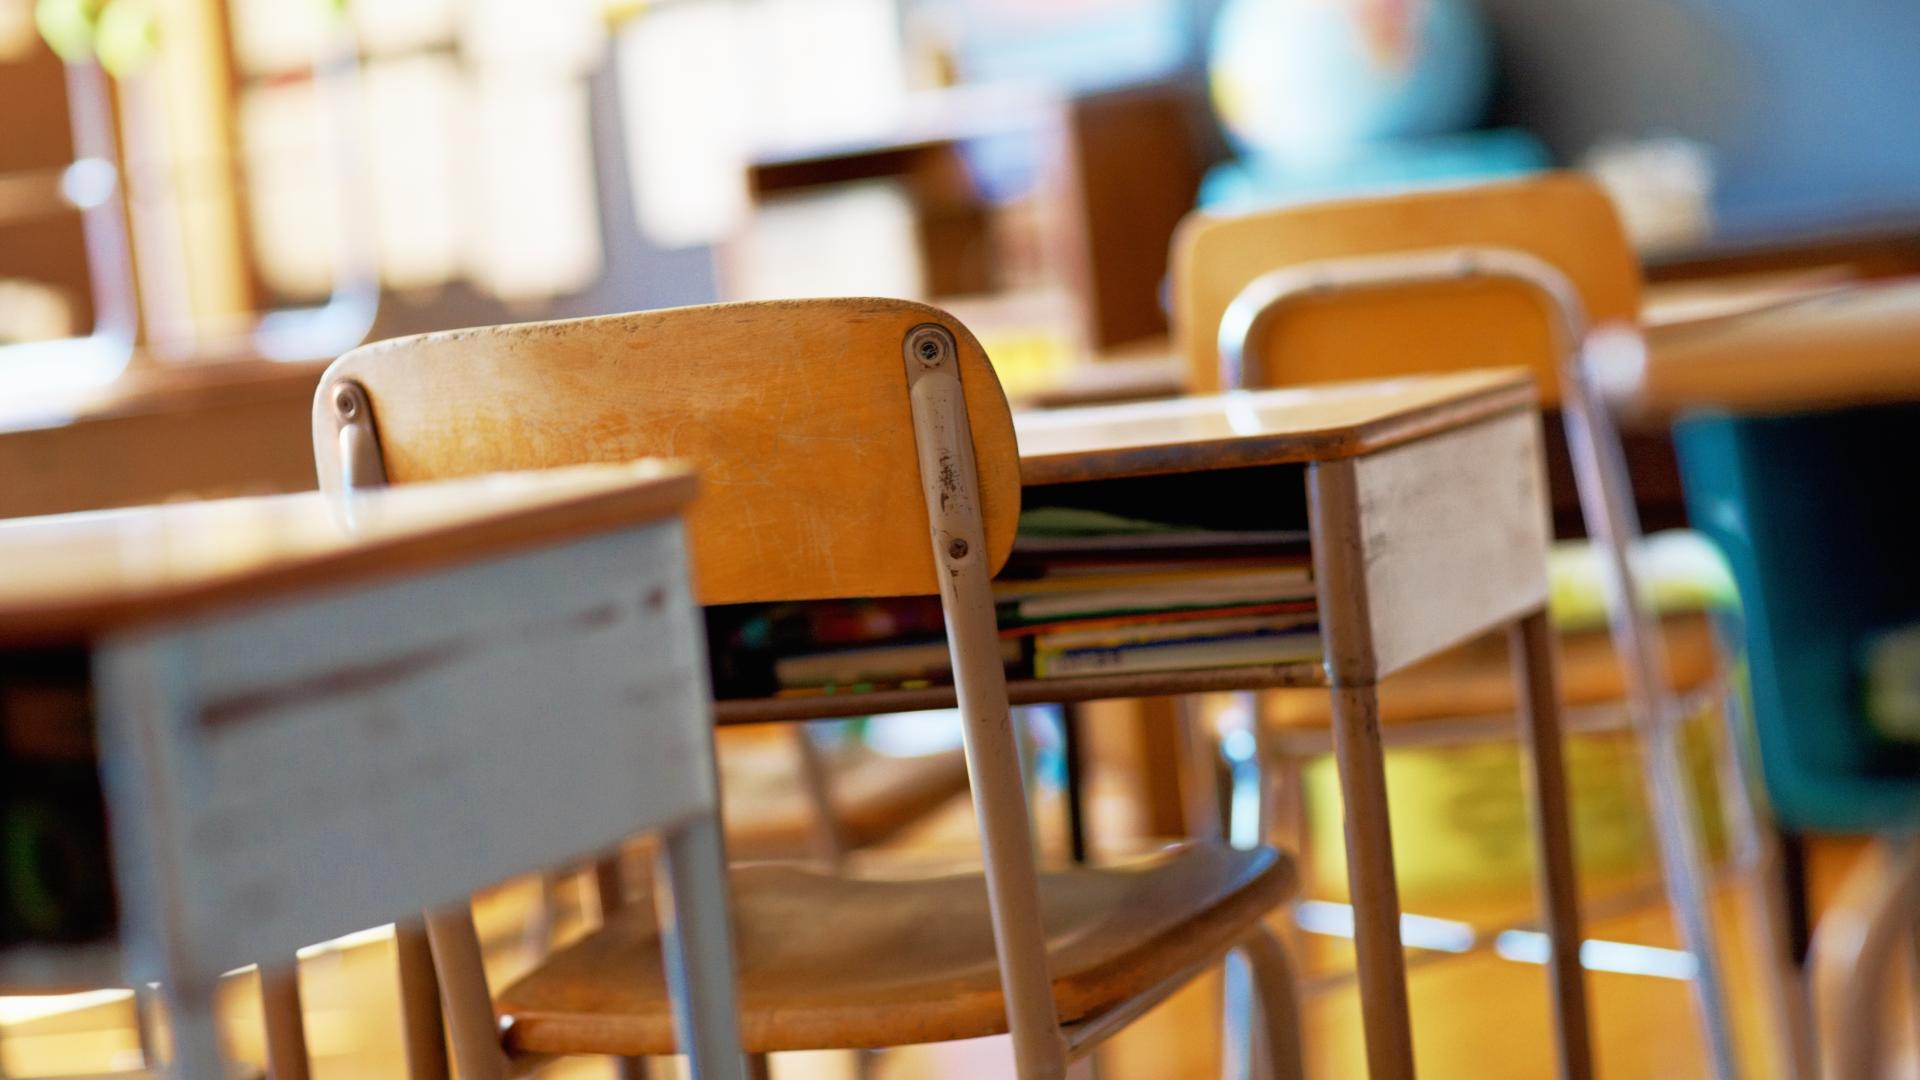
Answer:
1608, 279, 1920, 1078
1668, 395, 1919, 1080
1171, 172, 1755, 1078
311, 298, 1305, 1080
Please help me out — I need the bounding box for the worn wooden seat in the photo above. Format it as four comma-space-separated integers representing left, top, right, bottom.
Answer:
497, 843, 1294, 1055
716, 731, 969, 858
1263, 614, 1717, 730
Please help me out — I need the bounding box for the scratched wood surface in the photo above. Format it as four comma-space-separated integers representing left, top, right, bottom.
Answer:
93, 522, 714, 987
1015, 369, 1534, 486
493, 843, 1295, 1055
1172, 172, 1640, 401
0, 461, 695, 644
316, 298, 1022, 605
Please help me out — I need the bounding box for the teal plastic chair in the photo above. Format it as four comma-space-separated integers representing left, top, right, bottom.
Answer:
1675, 401, 1920, 1079
1674, 404, 1920, 832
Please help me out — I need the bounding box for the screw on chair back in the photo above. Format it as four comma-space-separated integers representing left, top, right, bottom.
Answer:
311, 298, 1101, 1075
1172, 171, 1640, 400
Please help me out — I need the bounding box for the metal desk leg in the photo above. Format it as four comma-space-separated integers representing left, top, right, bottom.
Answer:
1510, 608, 1594, 1080
1062, 703, 1091, 865
1326, 681, 1414, 1077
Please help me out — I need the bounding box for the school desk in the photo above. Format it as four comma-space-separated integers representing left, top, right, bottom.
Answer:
714, 367, 1590, 1079
0, 460, 729, 1079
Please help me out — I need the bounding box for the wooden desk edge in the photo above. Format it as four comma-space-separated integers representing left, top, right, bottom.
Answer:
1018, 377, 1538, 487
0, 469, 699, 646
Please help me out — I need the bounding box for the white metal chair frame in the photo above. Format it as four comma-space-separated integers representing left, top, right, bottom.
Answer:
1214, 245, 1791, 1079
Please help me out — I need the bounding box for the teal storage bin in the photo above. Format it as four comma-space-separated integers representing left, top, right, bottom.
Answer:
1674, 404, 1920, 832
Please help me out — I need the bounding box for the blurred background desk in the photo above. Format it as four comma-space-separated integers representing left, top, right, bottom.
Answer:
0, 461, 702, 1078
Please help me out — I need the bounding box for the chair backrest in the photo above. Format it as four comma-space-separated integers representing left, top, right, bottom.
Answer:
313, 298, 1022, 604
313, 297, 1068, 1073
1171, 172, 1641, 402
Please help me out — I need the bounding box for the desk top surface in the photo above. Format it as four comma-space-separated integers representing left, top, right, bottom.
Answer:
1015, 368, 1535, 485
0, 461, 695, 644
1633, 278, 1920, 416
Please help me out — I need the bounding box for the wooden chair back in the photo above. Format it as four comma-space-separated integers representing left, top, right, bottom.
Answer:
313, 298, 1075, 1074
1175, 177, 1768, 1069
1171, 172, 1641, 402
312, 298, 1022, 604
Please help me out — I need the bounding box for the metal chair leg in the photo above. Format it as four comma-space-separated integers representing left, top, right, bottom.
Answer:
134, 982, 167, 1069
1062, 703, 1091, 865
1229, 925, 1305, 1080
788, 724, 850, 868
1562, 341, 1740, 1079
161, 979, 226, 1080
1706, 657, 1818, 1078
259, 960, 311, 1080
522, 873, 560, 960
393, 920, 451, 1080
1813, 836, 1920, 1080
1177, 695, 1230, 844
656, 816, 749, 1080
1219, 691, 1267, 851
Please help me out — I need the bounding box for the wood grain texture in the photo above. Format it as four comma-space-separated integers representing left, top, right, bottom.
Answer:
1635, 278, 1920, 416
492, 843, 1295, 1055
315, 298, 1021, 605
0, 462, 695, 644
1310, 409, 1552, 682
1015, 368, 1535, 486
1172, 172, 1640, 402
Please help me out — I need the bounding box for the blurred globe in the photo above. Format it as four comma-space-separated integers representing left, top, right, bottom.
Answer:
1209, 0, 1496, 164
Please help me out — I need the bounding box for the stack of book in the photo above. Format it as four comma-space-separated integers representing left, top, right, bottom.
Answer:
704, 504, 1321, 699
996, 507, 1321, 679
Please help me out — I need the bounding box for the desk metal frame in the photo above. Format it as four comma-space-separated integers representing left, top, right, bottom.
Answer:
1216, 247, 1728, 1079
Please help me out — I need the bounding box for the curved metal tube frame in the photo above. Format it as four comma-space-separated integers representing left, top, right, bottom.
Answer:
1812, 835, 1920, 1080
1218, 246, 1742, 1079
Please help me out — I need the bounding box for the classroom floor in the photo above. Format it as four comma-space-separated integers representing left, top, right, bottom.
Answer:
0, 746, 1909, 1079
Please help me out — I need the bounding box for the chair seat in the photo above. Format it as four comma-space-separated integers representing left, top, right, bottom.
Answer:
716, 732, 969, 858
1264, 612, 1719, 729
495, 842, 1295, 1055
